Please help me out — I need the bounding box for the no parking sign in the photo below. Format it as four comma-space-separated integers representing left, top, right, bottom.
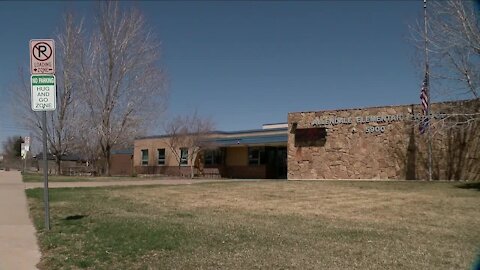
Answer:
30, 39, 55, 74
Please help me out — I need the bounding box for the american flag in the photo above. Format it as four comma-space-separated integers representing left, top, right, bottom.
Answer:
419, 66, 429, 134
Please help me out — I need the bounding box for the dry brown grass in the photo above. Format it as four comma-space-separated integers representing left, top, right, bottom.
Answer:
27, 180, 480, 269
118, 181, 477, 228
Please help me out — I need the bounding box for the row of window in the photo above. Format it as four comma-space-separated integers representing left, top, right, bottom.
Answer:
140, 147, 267, 166
248, 148, 266, 165
203, 148, 266, 165
141, 148, 188, 166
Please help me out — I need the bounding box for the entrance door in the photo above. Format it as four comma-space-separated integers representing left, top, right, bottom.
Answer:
276, 147, 287, 179
265, 146, 287, 179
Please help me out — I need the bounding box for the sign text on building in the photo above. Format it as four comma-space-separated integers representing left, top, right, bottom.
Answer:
311, 113, 447, 134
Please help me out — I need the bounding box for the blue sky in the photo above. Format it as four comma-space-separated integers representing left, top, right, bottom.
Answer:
0, 1, 424, 145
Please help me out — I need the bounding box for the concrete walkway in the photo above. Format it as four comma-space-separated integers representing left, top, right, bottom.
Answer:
24, 178, 267, 189
0, 170, 41, 270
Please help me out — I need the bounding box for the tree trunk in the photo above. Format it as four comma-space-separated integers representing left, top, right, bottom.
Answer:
55, 156, 62, 175
104, 144, 111, 176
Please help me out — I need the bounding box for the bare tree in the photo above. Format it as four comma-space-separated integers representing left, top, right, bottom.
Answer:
411, 0, 480, 126
79, 2, 167, 176
13, 12, 83, 175
182, 113, 216, 178
163, 115, 185, 172
1, 136, 24, 170
71, 120, 102, 175
163, 112, 215, 178
407, 1, 480, 181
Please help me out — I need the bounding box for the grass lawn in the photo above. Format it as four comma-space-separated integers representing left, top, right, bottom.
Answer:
26, 180, 480, 269
22, 172, 139, 182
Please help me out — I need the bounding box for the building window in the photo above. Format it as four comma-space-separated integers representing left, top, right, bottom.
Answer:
204, 149, 222, 165
141, 149, 148, 166
180, 148, 188, 165
157, 148, 165, 165
248, 147, 265, 165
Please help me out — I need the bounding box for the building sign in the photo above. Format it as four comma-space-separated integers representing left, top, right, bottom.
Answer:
31, 75, 56, 111
311, 113, 447, 134
30, 39, 55, 74
295, 127, 327, 147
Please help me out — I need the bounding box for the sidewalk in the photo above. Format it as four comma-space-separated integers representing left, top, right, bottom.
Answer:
24, 178, 264, 189
0, 170, 40, 270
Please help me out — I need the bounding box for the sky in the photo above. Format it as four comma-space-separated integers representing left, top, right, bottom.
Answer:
0, 1, 425, 146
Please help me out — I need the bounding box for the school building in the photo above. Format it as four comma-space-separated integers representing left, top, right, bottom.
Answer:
133, 123, 288, 179
130, 100, 479, 180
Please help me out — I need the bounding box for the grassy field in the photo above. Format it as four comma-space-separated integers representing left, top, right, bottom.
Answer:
26, 180, 480, 269
22, 172, 139, 182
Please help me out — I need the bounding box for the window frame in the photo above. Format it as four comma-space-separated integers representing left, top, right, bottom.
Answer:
157, 148, 166, 165
180, 148, 188, 166
141, 149, 149, 166
248, 147, 265, 165
204, 149, 222, 166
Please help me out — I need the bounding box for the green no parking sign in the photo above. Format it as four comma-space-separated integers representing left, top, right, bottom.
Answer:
31, 74, 56, 111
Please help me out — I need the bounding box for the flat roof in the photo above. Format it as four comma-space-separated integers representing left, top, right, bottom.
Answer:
111, 149, 133, 155
211, 134, 287, 146
136, 127, 288, 140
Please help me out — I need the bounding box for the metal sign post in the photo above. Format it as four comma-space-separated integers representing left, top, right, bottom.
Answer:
30, 39, 55, 231
42, 111, 50, 230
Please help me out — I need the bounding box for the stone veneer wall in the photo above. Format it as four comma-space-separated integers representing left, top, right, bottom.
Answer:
287, 101, 480, 180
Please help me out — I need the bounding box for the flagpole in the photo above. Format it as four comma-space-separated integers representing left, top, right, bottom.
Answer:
424, 0, 433, 181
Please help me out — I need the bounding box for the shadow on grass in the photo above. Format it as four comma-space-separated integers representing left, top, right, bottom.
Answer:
456, 182, 480, 191
64, 215, 88, 220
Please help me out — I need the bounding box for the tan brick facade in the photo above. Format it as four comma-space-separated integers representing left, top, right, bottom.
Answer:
133, 137, 191, 176
133, 129, 288, 179
134, 137, 182, 168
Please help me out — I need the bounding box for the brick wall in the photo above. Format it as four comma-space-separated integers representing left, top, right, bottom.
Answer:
222, 165, 267, 179
110, 154, 133, 176
134, 165, 192, 177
